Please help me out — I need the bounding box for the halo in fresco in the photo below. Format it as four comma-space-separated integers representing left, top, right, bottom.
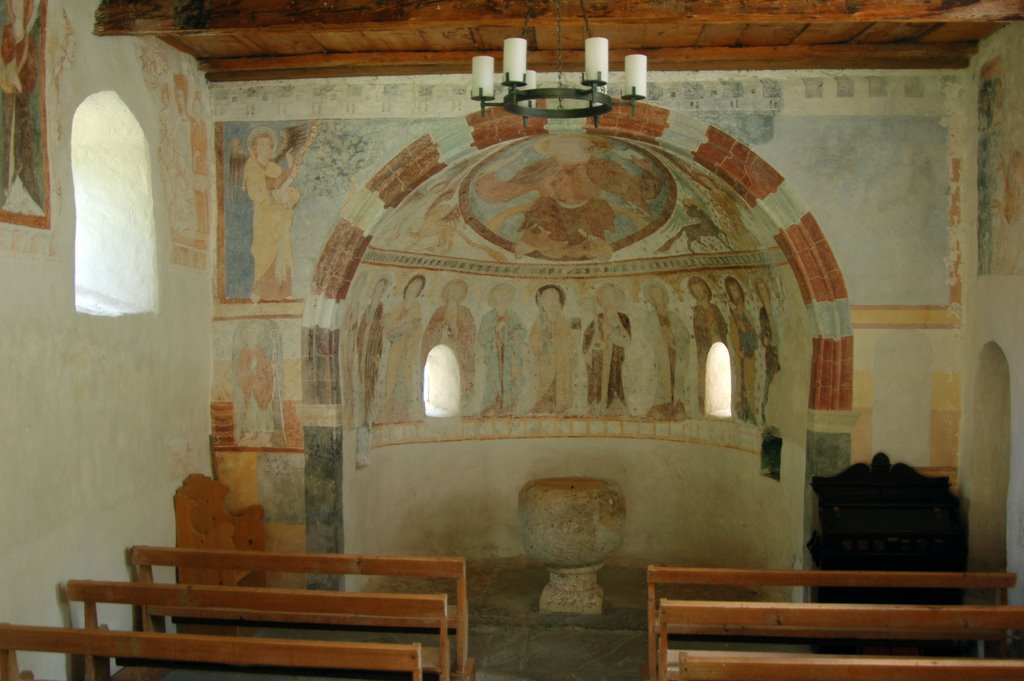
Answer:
460, 134, 676, 261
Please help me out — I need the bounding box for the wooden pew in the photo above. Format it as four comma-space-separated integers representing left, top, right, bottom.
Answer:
0, 623, 424, 681
172, 474, 265, 586
657, 600, 1024, 681
673, 650, 1024, 680
66, 579, 449, 681
130, 545, 474, 681
646, 566, 1016, 680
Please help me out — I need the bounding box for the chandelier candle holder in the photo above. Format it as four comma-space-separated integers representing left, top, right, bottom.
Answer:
470, 0, 647, 128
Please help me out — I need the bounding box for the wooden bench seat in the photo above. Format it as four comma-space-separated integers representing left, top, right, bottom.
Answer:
66, 579, 448, 681
657, 600, 1024, 681
129, 546, 473, 680
673, 649, 1024, 680
0, 623, 424, 681
646, 566, 1016, 680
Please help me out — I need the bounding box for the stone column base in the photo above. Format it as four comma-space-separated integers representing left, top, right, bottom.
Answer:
540, 564, 604, 615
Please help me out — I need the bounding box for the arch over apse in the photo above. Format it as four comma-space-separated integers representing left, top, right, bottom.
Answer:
302, 104, 852, 416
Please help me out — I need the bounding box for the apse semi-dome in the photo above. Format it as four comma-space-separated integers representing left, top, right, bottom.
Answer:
372, 132, 772, 269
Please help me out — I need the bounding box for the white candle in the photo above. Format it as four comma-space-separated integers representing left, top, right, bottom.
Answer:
584, 37, 609, 83
524, 69, 538, 107
624, 54, 647, 98
503, 37, 528, 85
471, 55, 495, 98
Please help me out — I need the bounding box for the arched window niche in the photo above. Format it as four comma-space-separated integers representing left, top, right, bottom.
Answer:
72, 91, 157, 316
705, 341, 733, 418
423, 344, 461, 418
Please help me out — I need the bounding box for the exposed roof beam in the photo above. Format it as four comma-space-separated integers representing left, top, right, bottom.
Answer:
96, 0, 1024, 36
199, 42, 978, 82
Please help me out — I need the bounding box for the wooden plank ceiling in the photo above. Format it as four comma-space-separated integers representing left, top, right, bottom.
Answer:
94, 1, 1024, 82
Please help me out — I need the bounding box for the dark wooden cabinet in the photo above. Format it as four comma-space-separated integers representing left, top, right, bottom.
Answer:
809, 452, 967, 604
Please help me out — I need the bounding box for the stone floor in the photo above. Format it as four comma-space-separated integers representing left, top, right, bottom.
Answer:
459, 560, 649, 681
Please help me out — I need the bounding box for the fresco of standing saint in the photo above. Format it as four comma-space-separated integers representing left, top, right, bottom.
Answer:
378, 274, 426, 423
477, 283, 525, 416
687, 275, 728, 415
233, 319, 284, 447
529, 284, 577, 414
724, 276, 758, 423
422, 279, 476, 409
583, 283, 631, 415
755, 278, 781, 423
642, 279, 690, 420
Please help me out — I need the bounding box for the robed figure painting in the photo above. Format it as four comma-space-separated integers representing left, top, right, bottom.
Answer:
0, 0, 48, 227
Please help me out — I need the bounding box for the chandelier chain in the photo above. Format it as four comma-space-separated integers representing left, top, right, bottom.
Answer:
579, 0, 592, 38
556, 0, 564, 87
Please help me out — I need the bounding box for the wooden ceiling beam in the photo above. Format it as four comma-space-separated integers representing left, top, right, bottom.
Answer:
199, 42, 978, 82
95, 0, 1024, 36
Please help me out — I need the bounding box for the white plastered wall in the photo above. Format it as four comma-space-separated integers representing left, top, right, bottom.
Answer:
0, 1, 213, 677
962, 23, 1024, 603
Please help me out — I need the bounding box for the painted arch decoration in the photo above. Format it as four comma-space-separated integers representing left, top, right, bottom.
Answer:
303, 105, 852, 452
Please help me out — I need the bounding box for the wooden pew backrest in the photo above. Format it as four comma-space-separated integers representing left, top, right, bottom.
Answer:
658, 600, 1024, 681
674, 650, 1024, 681
172, 474, 266, 586
0, 623, 423, 681
66, 580, 449, 681
129, 546, 471, 680
646, 566, 1017, 681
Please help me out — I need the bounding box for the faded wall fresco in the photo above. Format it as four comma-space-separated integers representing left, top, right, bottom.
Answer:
978, 57, 1024, 275
218, 118, 419, 302
0, 0, 48, 228
214, 126, 795, 460
233, 320, 286, 448
138, 45, 211, 269
333, 133, 787, 438
340, 265, 786, 429
220, 120, 319, 300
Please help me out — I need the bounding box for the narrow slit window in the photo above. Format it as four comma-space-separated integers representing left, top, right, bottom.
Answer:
72, 91, 157, 316
423, 344, 461, 417
705, 341, 733, 418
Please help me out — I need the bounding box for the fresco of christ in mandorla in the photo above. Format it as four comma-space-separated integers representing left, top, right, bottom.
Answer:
461, 134, 676, 261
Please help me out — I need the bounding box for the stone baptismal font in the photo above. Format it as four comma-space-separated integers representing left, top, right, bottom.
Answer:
517, 477, 626, 614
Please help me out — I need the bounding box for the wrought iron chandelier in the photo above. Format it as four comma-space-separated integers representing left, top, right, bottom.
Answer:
470, 0, 647, 127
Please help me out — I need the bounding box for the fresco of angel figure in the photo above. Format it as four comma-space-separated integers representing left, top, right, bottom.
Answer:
228, 121, 318, 301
